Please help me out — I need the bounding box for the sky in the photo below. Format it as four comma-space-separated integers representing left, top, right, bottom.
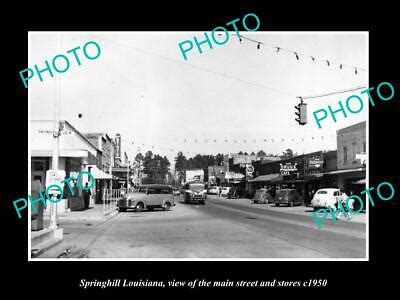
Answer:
29, 32, 368, 168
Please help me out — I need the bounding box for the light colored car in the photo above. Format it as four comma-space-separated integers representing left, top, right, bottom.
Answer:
220, 187, 230, 197
311, 188, 344, 210
172, 188, 180, 196
207, 186, 220, 195
118, 184, 175, 212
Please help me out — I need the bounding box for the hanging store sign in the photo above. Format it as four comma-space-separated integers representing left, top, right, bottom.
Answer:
308, 155, 323, 169
245, 164, 254, 177
280, 162, 298, 176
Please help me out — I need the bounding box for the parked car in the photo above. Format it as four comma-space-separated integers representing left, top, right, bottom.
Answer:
118, 184, 175, 212
274, 189, 303, 206
311, 188, 343, 210
253, 188, 274, 204
181, 182, 207, 204
220, 187, 230, 197
207, 186, 220, 195
227, 187, 240, 199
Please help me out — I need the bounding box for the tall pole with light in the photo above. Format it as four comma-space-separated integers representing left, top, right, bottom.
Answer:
49, 33, 61, 230
126, 160, 129, 191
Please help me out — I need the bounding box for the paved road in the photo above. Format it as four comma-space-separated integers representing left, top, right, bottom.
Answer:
38, 195, 366, 259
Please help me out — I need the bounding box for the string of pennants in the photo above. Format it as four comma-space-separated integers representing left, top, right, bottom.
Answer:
236, 34, 367, 75
126, 132, 360, 156
129, 131, 360, 148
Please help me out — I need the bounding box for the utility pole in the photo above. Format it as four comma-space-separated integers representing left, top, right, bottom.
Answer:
49, 33, 61, 230
126, 160, 129, 191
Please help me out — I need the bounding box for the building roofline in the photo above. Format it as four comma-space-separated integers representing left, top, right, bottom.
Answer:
31, 120, 102, 153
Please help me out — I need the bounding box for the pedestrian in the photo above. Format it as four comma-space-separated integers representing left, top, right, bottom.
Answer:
83, 182, 91, 209
337, 189, 352, 220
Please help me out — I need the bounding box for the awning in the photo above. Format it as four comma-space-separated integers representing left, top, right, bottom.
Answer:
87, 165, 113, 179
248, 173, 281, 183
323, 167, 365, 175
225, 172, 245, 180
352, 178, 366, 185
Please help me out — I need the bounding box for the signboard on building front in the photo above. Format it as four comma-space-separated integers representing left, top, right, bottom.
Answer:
246, 164, 254, 177
308, 155, 323, 169
280, 163, 298, 176
45, 170, 66, 196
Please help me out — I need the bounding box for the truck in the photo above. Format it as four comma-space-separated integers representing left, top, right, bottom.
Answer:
185, 169, 204, 183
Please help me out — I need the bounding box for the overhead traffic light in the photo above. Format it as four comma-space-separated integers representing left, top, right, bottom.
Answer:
295, 98, 307, 125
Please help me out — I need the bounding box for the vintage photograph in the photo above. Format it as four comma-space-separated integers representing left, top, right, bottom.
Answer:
28, 32, 368, 260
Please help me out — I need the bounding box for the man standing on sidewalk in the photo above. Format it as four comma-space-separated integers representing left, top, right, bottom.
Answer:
83, 183, 91, 209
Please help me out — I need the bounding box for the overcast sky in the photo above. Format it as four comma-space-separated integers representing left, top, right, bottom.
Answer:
29, 32, 367, 166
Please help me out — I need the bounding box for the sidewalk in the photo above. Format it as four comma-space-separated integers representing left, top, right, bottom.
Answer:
37, 204, 118, 258
209, 196, 367, 224
43, 204, 110, 226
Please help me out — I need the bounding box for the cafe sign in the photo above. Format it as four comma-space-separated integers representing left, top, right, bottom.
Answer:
280, 162, 298, 176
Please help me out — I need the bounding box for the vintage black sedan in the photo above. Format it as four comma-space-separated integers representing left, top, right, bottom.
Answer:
274, 189, 303, 207
118, 184, 175, 212
181, 182, 207, 204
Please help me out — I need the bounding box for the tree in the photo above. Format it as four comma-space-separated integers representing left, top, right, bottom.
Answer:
250, 151, 256, 155
214, 153, 224, 166
175, 151, 188, 184
141, 151, 170, 184
135, 152, 144, 162
281, 148, 294, 159
257, 150, 267, 157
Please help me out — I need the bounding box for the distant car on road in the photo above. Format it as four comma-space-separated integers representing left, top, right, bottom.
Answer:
274, 189, 303, 207
253, 188, 274, 204
118, 184, 175, 212
181, 182, 207, 204
226, 187, 240, 199
220, 187, 230, 197
172, 187, 180, 196
207, 186, 220, 195
311, 188, 343, 210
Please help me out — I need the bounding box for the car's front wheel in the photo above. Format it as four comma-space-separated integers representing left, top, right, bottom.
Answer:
164, 202, 171, 211
135, 202, 144, 212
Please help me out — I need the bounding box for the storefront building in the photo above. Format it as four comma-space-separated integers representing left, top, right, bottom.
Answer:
84, 133, 115, 202
31, 120, 103, 212
249, 151, 338, 205
323, 121, 366, 210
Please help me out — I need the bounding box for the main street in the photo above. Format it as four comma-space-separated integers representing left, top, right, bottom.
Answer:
39, 195, 366, 259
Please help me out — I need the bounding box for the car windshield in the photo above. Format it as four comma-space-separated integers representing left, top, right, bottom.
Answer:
317, 190, 328, 194
188, 184, 205, 192
277, 190, 291, 196
146, 188, 171, 194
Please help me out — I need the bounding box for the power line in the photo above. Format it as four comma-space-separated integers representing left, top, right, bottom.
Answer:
299, 85, 367, 100
92, 35, 297, 98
